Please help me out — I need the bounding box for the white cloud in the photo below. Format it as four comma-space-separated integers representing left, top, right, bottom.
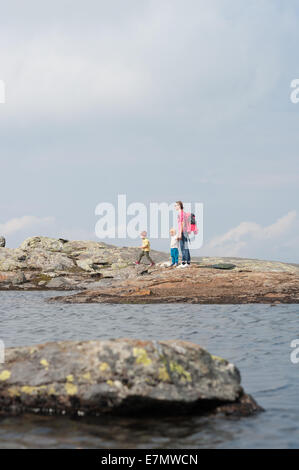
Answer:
262, 211, 297, 239
0, 215, 55, 236
203, 211, 297, 258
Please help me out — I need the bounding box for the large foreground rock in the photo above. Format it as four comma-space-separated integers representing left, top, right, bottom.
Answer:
0, 339, 261, 418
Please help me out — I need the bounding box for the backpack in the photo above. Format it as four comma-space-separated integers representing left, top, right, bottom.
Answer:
177, 211, 198, 235
188, 213, 198, 234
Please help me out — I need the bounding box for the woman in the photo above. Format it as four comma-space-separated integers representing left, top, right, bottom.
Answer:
175, 200, 191, 267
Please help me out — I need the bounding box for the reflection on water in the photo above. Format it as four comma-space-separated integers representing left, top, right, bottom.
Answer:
0, 413, 255, 449
0, 292, 299, 448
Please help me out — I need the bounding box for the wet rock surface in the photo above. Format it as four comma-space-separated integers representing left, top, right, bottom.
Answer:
0, 339, 261, 418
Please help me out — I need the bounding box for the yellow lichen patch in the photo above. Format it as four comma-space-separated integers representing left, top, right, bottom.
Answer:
0, 370, 11, 381
21, 385, 47, 395
40, 358, 49, 370
48, 385, 56, 395
211, 354, 227, 364
65, 382, 78, 396
169, 361, 192, 383
66, 374, 74, 382
133, 347, 152, 366
99, 362, 110, 372
7, 386, 20, 397
81, 372, 92, 382
21, 386, 35, 395
158, 366, 170, 382
106, 379, 115, 387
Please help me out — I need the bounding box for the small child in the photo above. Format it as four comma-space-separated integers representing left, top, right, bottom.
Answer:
169, 228, 179, 267
135, 231, 155, 266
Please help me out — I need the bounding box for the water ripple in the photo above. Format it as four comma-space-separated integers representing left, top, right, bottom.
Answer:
0, 292, 299, 448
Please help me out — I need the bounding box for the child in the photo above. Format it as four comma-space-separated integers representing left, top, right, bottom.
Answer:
135, 231, 155, 266
169, 228, 179, 267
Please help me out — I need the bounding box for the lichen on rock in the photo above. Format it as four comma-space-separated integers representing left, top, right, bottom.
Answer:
0, 339, 262, 418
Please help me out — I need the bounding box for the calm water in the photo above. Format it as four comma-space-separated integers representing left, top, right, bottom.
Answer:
0, 291, 298, 449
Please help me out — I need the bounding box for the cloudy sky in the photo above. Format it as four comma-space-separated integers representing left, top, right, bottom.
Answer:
0, 0, 299, 262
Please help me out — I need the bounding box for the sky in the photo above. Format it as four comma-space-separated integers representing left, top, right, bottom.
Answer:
0, 0, 299, 262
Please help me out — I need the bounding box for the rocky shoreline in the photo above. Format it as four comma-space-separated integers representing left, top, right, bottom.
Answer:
0, 339, 262, 418
0, 236, 271, 419
50, 265, 299, 304
0, 236, 298, 303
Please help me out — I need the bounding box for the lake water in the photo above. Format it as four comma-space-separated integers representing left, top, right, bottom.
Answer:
0, 291, 298, 449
